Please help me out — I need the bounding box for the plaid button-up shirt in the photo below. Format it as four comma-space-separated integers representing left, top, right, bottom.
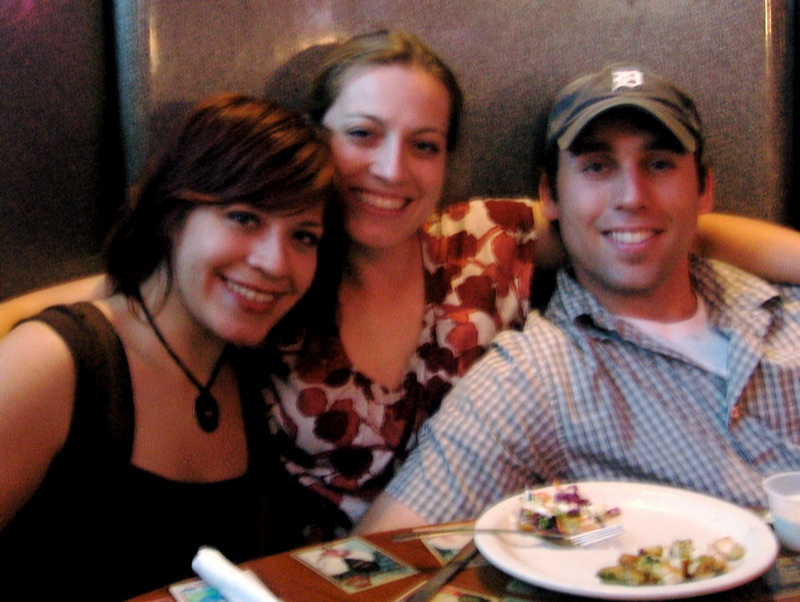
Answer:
386, 258, 800, 522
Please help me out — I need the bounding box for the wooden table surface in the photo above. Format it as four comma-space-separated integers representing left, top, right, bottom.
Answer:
128, 527, 800, 601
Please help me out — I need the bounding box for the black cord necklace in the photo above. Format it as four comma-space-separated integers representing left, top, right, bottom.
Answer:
138, 299, 226, 433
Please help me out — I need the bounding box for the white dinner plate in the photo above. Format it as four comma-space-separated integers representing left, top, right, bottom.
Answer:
474, 481, 779, 600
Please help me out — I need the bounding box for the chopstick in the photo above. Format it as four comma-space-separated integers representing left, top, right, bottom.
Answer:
393, 524, 625, 546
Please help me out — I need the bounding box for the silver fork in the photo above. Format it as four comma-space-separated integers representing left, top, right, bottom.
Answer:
392, 524, 624, 547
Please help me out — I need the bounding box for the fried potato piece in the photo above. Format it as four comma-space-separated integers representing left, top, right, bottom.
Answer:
596, 537, 745, 586
597, 565, 648, 585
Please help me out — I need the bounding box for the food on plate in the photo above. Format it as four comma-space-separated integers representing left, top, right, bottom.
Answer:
518, 483, 620, 536
596, 537, 746, 586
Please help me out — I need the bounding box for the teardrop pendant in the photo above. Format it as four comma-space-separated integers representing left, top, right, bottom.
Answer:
195, 390, 220, 433
137, 298, 226, 434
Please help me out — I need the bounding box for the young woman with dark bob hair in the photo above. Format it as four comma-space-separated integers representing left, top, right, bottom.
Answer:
0, 93, 343, 599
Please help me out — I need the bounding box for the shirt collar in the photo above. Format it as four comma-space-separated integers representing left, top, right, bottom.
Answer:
547, 257, 784, 338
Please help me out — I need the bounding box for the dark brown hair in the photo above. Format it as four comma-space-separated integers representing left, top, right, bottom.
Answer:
105, 93, 343, 298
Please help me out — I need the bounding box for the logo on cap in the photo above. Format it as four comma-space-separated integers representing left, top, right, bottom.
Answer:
611, 69, 645, 93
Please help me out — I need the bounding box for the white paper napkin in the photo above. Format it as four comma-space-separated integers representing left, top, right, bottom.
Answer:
191, 546, 282, 602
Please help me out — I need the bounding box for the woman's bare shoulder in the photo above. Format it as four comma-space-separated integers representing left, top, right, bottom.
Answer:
0, 320, 77, 528
0, 319, 77, 400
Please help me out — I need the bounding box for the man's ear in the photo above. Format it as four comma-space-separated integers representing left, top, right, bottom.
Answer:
539, 173, 560, 221
698, 167, 715, 215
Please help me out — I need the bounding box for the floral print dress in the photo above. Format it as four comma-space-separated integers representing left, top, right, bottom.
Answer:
267, 198, 538, 527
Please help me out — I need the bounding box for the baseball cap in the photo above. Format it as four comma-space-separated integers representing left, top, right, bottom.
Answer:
546, 63, 702, 153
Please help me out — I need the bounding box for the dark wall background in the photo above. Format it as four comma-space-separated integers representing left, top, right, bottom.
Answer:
0, 0, 124, 299
1, 0, 796, 300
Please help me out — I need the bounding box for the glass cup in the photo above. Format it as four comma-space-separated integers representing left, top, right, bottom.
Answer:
764, 472, 800, 551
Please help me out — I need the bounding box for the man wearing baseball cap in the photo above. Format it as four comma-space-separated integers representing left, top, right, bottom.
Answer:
356, 64, 800, 532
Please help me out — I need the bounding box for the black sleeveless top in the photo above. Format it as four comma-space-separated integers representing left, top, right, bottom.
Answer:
0, 304, 311, 600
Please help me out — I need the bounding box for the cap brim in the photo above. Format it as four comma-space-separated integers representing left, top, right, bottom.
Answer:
556, 97, 697, 153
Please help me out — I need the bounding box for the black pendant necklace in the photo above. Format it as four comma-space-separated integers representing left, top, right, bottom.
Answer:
138, 299, 226, 433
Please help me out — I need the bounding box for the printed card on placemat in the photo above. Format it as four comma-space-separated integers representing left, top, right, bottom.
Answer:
169, 578, 224, 601
292, 536, 418, 594
168, 569, 265, 601
420, 533, 475, 565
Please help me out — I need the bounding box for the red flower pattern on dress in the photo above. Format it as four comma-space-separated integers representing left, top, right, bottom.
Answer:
313, 398, 361, 446
267, 199, 538, 526
298, 388, 328, 417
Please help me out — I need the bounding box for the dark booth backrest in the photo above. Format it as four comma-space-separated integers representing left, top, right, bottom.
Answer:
119, 1, 792, 217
